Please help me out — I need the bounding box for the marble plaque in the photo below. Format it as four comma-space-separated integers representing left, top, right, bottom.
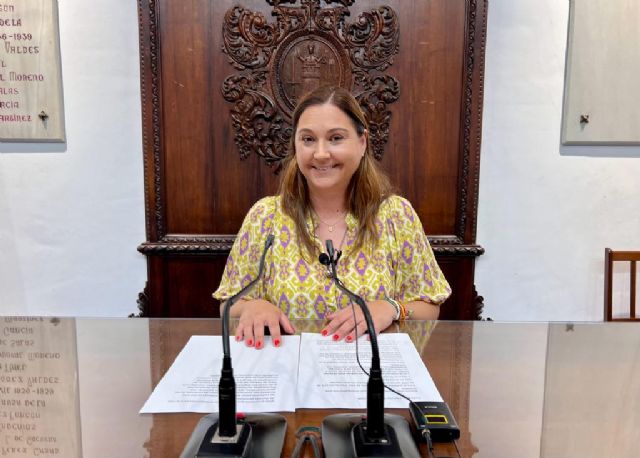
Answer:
0, 0, 65, 142
562, 0, 640, 144
0, 317, 81, 458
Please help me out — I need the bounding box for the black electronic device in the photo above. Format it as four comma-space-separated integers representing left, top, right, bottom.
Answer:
409, 401, 460, 442
320, 240, 420, 458
181, 235, 287, 458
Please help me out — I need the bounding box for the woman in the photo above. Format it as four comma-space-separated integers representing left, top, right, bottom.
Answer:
213, 86, 450, 349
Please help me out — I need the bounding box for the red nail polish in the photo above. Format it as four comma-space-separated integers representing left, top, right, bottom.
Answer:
332, 334, 340, 341
247, 339, 253, 346
256, 341, 262, 349
274, 339, 280, 347
235, 335, 241, 341
321, 330, 328, 336
346, 336, 353, 342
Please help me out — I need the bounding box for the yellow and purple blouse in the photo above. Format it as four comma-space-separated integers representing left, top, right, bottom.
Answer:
213, 195, 451, 318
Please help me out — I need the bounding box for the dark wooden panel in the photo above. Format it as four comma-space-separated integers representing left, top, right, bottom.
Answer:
137, 0, 488, 319
146, 256, 227, 318
379, 0, 466, 234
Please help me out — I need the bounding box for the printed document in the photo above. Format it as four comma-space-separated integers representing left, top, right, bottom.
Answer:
296, 333, 442, 408
140, 335, 299, 413
140, 333, 442, 414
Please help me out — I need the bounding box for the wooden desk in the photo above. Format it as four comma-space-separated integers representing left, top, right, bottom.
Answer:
146, 320, 472, 457
1, 319, 639, 457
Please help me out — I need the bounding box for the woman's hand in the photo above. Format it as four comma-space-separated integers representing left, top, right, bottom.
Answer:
322, 300, 396, 342
230, 299, 295, 349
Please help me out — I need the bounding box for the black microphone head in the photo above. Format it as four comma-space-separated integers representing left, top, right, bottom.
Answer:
325, 239, 335, 258
319, 252, 331, 266
265, 233, 275, 248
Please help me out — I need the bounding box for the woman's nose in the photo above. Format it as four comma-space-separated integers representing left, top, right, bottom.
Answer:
313, 140, 330, 159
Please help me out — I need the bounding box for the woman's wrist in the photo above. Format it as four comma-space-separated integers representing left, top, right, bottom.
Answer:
224, 297, 254, 318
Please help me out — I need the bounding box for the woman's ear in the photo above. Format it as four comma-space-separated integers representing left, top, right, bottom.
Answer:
360, 129, 368, 157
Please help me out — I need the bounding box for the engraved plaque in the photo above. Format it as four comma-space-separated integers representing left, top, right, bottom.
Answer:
0, 0, 65, 142
0, 317, 81, 457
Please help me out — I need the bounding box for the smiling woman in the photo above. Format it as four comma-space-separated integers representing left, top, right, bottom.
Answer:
294, 104, 366, 196
213, 86, 451, 350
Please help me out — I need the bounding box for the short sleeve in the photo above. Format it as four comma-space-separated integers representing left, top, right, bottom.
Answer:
389, 197, 451, 305
212, 196, 276, 302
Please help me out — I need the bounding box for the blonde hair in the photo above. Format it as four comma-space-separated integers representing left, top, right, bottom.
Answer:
278, 85, 393, 258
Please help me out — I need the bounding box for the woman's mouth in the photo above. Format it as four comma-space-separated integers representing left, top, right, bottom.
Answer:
312, 164, 339, 171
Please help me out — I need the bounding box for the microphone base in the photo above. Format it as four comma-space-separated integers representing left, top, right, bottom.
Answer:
322, 413, 420, 458
181, 413, 287, 458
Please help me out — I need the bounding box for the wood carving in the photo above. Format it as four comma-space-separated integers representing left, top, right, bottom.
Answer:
221, 0, 400, 168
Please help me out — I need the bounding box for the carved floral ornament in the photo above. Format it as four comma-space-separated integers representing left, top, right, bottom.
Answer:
221, 0, 400, 169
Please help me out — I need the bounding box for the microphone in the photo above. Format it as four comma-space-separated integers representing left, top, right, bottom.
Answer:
218, 234, 274, 438
182, 234, 287, 458
320, 240, 418, 457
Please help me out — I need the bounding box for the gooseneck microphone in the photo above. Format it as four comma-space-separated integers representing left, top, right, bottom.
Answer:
182, 234, 287, 458
320, 241, 386, 439
320, 239, 414, 457
218, 234, 274, 438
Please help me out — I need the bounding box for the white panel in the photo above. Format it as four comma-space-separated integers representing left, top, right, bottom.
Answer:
469, 323, 548, 458
541, 324, 640, 457
76, 318, 152, 458
562, 0, 640, 144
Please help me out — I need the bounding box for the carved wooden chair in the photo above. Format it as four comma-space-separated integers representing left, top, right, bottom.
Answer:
604, 248, 640, 321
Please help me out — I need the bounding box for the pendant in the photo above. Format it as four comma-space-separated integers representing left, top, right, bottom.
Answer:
328, 225, 335, 232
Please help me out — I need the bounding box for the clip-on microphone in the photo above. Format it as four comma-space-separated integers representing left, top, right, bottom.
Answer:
181, 235, 287, 458
319, 240, 420, 458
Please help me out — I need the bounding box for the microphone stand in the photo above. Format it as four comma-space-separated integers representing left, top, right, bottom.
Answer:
320, 240, 420, 458
181, 235, 287, 458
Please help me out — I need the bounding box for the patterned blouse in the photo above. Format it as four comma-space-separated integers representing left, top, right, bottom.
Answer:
213, 195, 451, 319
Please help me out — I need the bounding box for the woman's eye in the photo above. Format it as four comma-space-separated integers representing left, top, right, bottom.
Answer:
301, 136, 315, 144
330, 135, 344, 142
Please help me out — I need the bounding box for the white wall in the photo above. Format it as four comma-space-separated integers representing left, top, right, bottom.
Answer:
1, 0, 638, 320
0, 0, 146, 317
475, 0, 640, 321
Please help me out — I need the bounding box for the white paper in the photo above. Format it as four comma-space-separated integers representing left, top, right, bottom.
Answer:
139, 335, 300, 413
140, 333, 442, 414
296, 333, 443, 408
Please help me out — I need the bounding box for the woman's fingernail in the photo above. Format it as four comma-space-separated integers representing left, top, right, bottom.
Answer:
247, 339, 253, 347
274, 339, 281, 347
332, 334, 340, 341
235, 335, 242, 341
256, 341, 263, 349
346, 336, 353, 343
321, 329, 328, 336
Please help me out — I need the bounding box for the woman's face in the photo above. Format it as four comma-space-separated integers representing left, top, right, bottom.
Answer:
294, 103, 367, 198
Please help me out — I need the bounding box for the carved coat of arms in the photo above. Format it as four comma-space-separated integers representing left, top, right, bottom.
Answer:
221, 0, 400, 169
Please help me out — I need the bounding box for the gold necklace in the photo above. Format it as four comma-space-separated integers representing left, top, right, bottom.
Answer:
314, 210, 346, 233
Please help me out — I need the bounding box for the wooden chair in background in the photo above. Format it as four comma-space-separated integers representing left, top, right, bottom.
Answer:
604, 248, 640, 321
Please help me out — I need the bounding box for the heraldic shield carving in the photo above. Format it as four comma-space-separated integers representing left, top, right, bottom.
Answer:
221, 0, 400, 169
